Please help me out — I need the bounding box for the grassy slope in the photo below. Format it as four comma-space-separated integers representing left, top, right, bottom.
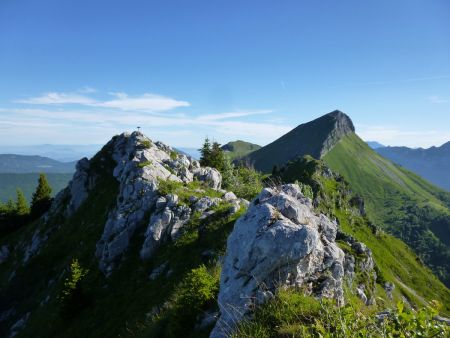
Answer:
323, 133, 450, 285
275, 156, 450, 313
222, 140, 261, 161
0, 151, 243, 337
0, 173, 73, 202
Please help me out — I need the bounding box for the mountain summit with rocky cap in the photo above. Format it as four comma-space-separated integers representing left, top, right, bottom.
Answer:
242, 110, 355, 172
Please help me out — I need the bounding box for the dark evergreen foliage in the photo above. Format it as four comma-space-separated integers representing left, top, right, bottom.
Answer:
31, 173, 53, 220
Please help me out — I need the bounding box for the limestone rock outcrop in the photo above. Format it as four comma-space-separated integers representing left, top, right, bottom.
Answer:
210, 184, 345, 338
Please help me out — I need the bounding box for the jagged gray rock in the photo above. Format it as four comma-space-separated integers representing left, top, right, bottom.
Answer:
193, 167, 222, 190
23, 229, 49, 264
140, 195, 192, 260
0, 245, 10, 264
210, 184, 345, 338
92, 132, 236, 274
9, 312, 30, 338
66, 158, 93, 215
384, 282, 395, 300
95, 132, 186, 274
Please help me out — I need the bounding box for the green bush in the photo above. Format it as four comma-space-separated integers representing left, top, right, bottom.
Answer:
222, 158, 264, 200
167, 265, 219, 336
137, 160, 152, 168
176, 265, 218, 311
170, 150, 178, 160
60, 259, 89, 318
157, 179, 184, 196
140, 140, 152, 149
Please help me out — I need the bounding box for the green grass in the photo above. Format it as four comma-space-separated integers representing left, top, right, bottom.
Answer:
137, 160, 152, 168
221, 140, 261, 160
0, 157, 243, 338
157, 179, 223, 204
273, 154, 450, 314
323, 133, 450, 286
234, 288, 449, 337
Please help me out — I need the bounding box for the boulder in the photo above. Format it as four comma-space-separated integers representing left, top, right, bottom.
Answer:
211, 184, 345, 338
140, 199, 191, 260
193, 167, 222, 190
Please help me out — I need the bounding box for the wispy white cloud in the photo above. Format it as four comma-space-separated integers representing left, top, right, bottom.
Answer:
197, 110, 272, 121
93, 92, 190, 111
16, 92, 96, 105
15, 90, 190, 112
428, 95, 448, 104
1, 106, 290, 147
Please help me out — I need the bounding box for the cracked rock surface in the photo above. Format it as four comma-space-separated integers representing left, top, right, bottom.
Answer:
211, 184, 345, 338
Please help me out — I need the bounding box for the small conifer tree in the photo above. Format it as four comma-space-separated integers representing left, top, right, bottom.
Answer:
15, 189, 30, 216
31, 173, 52, 219
199, 137, 212, 167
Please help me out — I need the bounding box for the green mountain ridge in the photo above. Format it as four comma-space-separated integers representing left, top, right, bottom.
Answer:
243, 110, 450, 287
323, 133, 450, 285
242, 110, 355, 172
220, 140, 261, 161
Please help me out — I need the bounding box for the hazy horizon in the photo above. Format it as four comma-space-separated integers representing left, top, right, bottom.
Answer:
1, 1, 449, 148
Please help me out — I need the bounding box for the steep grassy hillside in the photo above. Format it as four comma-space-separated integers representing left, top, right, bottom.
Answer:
242, 110, 355, 172
273, 155, 450, 313
323, 133, 450, 285
0, 173, 73, 202
221, 140, 261, 160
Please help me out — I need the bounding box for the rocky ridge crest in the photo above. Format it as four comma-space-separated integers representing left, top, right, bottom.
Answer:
42, 132, 245, 274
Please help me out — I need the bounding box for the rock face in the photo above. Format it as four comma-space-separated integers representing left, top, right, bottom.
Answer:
94, 132, 216, 274
86, 132, 236, 274
210, 184, 345, 338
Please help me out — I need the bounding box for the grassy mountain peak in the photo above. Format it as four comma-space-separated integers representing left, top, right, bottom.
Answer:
242, 110, 355, 172
220, 140, 261, 160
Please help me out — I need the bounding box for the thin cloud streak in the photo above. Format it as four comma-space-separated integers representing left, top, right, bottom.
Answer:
15, 91, 190, 112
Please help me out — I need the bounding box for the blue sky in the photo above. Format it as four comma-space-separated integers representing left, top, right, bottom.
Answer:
0, 0, 449, 148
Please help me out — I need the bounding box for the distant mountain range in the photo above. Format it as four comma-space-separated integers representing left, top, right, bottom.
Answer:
0, 144, 101, 162
0, 154, 75, 202
374, 143, 450, 192
366, 141, 386, 149
0, 154, 76, 173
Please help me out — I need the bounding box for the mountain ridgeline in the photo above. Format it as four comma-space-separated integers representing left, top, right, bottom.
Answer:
242, 110, 355, 172
0, 124, 449, 337
244, 111, 450, 287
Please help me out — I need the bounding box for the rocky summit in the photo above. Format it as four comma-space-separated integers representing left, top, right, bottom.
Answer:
211, 184, 345, 337
47, 132, 245, 275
